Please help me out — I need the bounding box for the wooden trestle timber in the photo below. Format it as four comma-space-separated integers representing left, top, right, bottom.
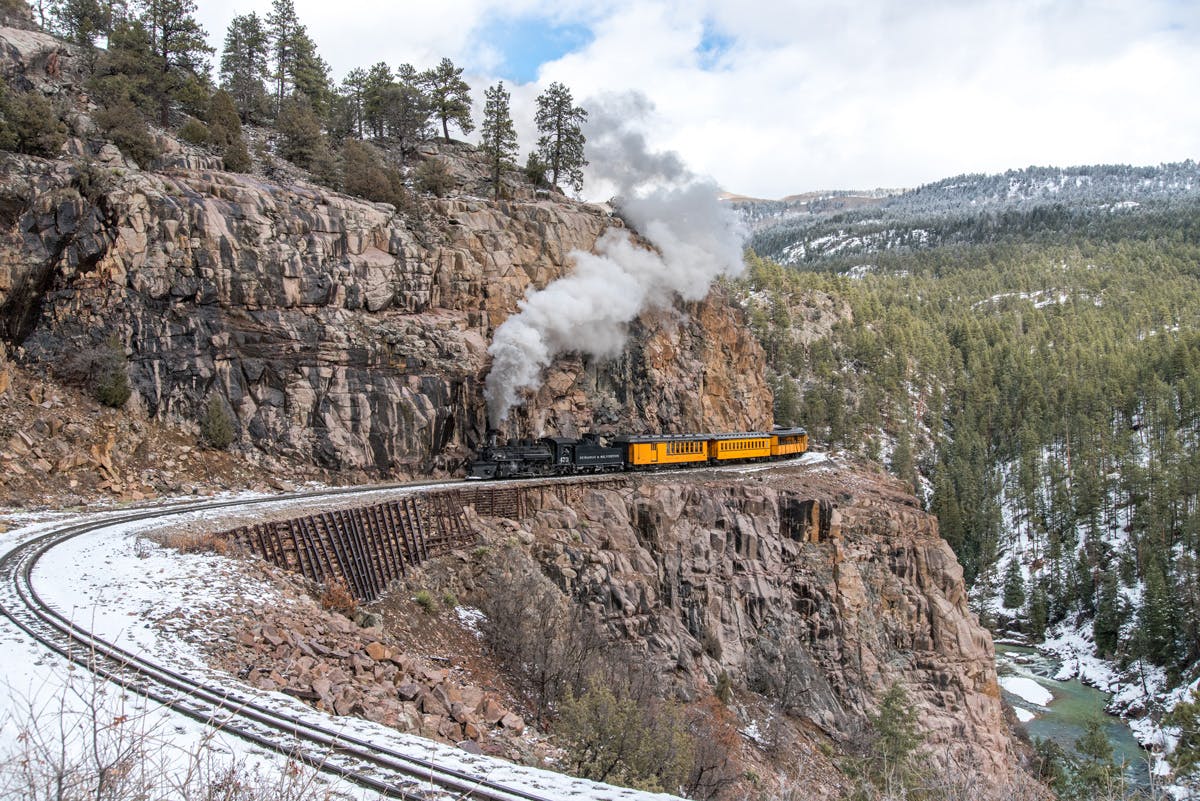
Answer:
223, 478, 626, 601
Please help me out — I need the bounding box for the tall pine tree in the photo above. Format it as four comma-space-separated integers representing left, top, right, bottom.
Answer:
534, 81, 587, 192
219, 12, 269, 123
138, 0, 213, 127
479, 81, 516, 200
266, 0, 329, 114
420, 58, 473, 142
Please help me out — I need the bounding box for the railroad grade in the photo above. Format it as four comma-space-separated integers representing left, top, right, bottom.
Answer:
0, 479, 652, 801
0, 459, 823, 800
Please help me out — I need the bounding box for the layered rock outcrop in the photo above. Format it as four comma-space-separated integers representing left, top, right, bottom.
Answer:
0, 43, 771, 475
466, 461, 1021, 792
0, 24, 771, 475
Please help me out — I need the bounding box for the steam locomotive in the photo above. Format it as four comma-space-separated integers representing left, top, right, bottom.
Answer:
467, 427, 809, 480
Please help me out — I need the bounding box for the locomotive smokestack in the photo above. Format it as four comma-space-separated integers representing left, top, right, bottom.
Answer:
482, 91, 746, 427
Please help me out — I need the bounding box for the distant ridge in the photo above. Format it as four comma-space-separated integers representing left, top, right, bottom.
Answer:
735, 161, 1200, 266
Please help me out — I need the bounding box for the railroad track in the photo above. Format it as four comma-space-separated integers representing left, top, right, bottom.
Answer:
0, 484, 634, 801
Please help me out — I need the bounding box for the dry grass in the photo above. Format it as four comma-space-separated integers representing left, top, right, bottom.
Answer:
161, 530, 231, 555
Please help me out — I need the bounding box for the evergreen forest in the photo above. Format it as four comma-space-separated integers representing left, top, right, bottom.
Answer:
736, 171, 1200, 684
4, 0, 589, 202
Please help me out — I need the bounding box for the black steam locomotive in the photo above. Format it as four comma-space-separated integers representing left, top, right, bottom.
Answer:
467, 427, 809, 480
468, 433, 624, 479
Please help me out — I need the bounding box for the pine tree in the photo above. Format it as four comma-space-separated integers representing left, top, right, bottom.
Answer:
266, 0, 299, 107
89, 17, 156, 112
890, 424, 918, 494
1165, 689, 1200, 779
47, 0, 112, 48
534, 81, 587, 192
1073, 719, 1123, 798
478, 81, 517, 200
137, 0, 213, 127
420, 57, 473, 142
1093, 570, 1121, 658
1027, 580, 1048, 639
1002, 558, 1026, 609
338, 67, 368, 139
1137, 556, 1178, 667
361, 61, 392, 139
266, 0, 329, 114
523, 151, 548, 188
218, 12, 269, 123
207, 89, 250, 171
380, 81, 431, 157
288, 29, 330, 115
855, 683, 928, 799
275, 95, 332, 178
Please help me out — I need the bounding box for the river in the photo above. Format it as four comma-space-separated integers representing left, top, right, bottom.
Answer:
995, 644, 1150, 781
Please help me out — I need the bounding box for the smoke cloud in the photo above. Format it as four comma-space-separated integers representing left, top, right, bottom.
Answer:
483, 92, 747, 426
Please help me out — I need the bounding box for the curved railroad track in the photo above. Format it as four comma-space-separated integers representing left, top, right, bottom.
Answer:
0, 484, 621, 801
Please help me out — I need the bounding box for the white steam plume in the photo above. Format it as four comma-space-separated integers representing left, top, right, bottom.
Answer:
483, 92, 746, 426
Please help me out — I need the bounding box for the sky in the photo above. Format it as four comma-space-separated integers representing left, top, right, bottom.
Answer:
194, 0, 1200, 200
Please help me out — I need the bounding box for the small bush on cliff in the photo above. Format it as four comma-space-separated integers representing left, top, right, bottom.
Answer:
413, 589, 436, 613
414, 156, 453, 197
93, 100, 160, 168
320, 580, 357, 617
0, 84, 67, 157
178, 116, 209, 146
276, 96, 335, 182
206, 90, 252, 173
53, 337, 131, 406
221, 137, 252, 172
200, 395, 235, 449
845, 683, 929, 801
557, 677, 693, 793
523, 151, 547, 187
86, 338, 132, 408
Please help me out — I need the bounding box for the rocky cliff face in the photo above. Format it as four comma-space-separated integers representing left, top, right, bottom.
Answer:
462, 460, 1026, 796
0, 26, 771, 475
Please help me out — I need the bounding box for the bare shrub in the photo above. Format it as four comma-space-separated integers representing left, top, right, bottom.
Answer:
55, 336, 131, 408
0, 658, 345, 800
475, 549, 607, 724
476, 544, 745, 798
683, 697, 743, 800
319, 580, 356, 617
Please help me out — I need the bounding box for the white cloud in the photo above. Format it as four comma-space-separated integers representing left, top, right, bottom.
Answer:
195, 0, 1200, 198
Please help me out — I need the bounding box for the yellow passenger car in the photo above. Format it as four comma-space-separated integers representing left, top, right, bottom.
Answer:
770, 426, 809, 458
708, 433, 773, 461
614, 435, 709, 467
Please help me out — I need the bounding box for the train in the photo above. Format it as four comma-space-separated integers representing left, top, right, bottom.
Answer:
467, 427, 809, 480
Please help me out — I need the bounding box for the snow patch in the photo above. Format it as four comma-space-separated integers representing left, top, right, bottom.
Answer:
999, 676, 1053, 707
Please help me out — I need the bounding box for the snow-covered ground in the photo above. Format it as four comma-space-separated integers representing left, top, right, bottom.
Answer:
0, 493, 685, 801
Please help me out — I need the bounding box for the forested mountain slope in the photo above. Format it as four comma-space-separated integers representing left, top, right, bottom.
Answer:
732, 168, 1200, 787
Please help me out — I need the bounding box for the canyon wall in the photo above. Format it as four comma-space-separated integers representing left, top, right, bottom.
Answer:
465, 462, 1023, 794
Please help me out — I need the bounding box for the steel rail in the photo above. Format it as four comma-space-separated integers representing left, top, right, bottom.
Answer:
0, 484, 591, 801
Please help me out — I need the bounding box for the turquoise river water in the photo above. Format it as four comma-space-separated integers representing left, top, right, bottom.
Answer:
995, 644, 1149, 782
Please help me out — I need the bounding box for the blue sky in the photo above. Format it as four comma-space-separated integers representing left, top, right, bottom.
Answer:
195, 0, 1200, 199
472, 15, 594, 84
